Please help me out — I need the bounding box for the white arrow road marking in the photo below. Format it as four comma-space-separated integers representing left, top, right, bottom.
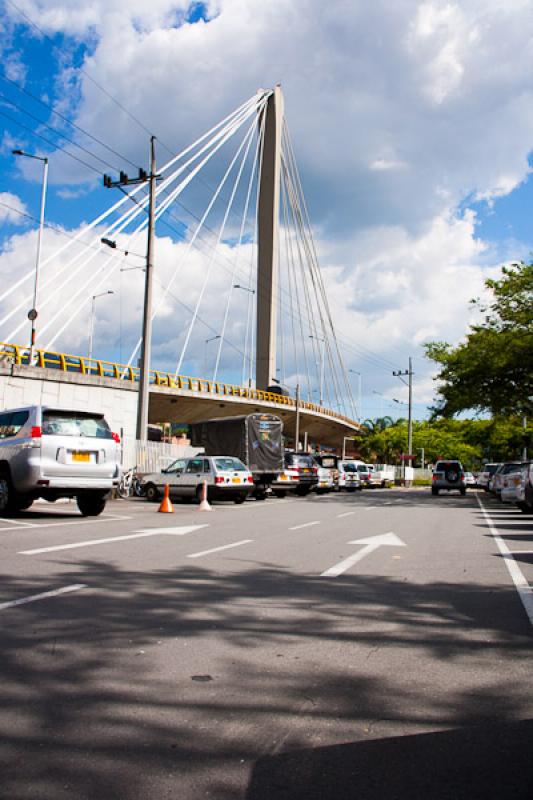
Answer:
20, 525, 208, 555
187, 539, 253, 559
0, 584, 87, 611
321, 532, 406, 577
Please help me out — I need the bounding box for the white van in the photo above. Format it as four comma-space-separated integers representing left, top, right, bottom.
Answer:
0, 406, 121, 516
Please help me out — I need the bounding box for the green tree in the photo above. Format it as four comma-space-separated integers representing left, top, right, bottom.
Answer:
425, 262, 533, 416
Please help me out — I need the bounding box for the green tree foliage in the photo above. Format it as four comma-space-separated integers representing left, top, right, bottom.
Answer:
425, 262, 533, 416
356, 416, 532, 468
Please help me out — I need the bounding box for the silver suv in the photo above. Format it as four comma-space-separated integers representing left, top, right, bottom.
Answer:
0, 406, 120, 516
431, 460, 466, 496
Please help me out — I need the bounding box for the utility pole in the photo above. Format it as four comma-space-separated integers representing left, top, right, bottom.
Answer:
103, 138, 160, 442
294, 383, 301, 451
393, 357, 414, 458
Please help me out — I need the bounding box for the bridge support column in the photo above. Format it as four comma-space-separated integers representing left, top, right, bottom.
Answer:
256, 85, 284, 391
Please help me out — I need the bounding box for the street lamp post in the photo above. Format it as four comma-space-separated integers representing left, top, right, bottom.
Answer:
204, 335, 221, 375
13, 149, 48, 362
88, 291, 114, 362
309, 334, 325, 405
349, 369, 362, 421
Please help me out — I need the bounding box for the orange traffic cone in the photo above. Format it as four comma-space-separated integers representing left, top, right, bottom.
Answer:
197, 480, 212, 512
158, 484, 174, 513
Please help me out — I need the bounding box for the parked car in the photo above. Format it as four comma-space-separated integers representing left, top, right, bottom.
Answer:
337, 460, 362, 492
515, 461, 533, 513
431, 460, 466, 496
501, 465, 527, 504
141, 455, 254, 504
464, 471, 476, 487
0, 405, 120, 516
357, 463, 375, 487
270, 466, 299, 498
491, 462, 523, 498
284, 452, 318, 496
314, 464, 335, 494
477, 463, 501, 491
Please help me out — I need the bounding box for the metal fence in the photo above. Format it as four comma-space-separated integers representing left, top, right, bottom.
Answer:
121, 439, 201, 473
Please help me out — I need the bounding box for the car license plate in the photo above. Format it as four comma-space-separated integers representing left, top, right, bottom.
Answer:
280, 474, 287, 480
72, 451, 91, 463
302, 468, 310, 473
231, 477, 240, 484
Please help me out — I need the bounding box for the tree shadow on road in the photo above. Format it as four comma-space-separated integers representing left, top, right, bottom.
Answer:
0, 556, 532, 799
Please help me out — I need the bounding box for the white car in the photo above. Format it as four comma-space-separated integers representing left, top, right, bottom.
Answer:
464, 471, 476, 487
141, 455, 254, 504
271, 467, 299, 497
315, 465, 335, 494
501, 465, 526, 504
337, 461, 362, 491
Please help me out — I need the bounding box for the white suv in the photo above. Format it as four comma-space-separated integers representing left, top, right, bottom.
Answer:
0, 406, 120, 516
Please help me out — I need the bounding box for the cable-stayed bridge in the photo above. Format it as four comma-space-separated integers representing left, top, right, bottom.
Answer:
0, 87, 359, 448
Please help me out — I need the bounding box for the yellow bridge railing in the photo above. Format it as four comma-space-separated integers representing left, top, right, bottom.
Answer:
0, 341, 358, 427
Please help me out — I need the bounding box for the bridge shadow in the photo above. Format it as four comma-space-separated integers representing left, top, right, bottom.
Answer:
0, 558, 532, 799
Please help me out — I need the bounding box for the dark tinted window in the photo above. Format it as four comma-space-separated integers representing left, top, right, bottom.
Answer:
0, 410, 29, 438
340, 462, 357, 472
435, 461, 462, 471
186, 459, 205, 473
42, 412, 112, 438
484, 464, 500, 475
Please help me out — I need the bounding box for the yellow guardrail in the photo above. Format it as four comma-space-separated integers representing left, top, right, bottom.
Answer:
0, 341, 358, 427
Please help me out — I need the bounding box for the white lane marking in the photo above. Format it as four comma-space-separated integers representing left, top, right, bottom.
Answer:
321, 532, 406, 577
187, 539, 253, 559
337, 512, 355, 518
1, 514, 131, 533
0, 583, 87, 611
289, 521, 320, 531
0, 518, 34, 527
477, 495, 533, 626
20, 524, 207, 555
364, 506, 376, 510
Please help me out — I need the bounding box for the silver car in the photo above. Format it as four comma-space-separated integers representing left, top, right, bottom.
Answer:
141, 455, 254, 504
431, 460, 466, 496
0, 405, 120, 516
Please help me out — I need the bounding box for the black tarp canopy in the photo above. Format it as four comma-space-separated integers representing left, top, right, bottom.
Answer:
190, 414, 283, 474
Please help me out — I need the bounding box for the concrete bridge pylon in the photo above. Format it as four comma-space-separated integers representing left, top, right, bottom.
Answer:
256, 85, 284, 392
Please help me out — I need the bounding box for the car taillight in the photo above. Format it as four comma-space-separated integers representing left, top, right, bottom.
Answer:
313, 467, 318, 475
247, 475, 253, 483
112, 432, 120, 444
31, 426, 41, 438
215, 476, 224, 484
432, 474, 438, 481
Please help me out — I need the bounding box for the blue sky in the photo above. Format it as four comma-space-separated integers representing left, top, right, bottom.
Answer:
1, 0, 533, 420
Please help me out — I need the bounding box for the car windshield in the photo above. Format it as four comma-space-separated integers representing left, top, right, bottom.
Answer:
484, 464, 500, 475
214, 457, 248, 472
287, 455, 315, 467
340, 463, 357, 472
502, 463, 522, 474
42, 411, 112, 438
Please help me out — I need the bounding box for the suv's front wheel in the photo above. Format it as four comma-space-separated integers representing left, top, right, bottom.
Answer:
77, 493, 106, 517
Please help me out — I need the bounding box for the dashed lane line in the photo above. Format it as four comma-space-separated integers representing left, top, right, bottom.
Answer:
289, 521, 320, 531
337, 512, 355, 518
187, 539, 253, 559
477, 495, 533, 627
0, 584, 87, 611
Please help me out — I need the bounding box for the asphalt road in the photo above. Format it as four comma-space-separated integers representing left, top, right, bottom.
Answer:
1, 488, 532, 799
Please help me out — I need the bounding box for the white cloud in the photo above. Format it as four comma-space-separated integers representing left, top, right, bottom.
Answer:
0, 192, 29, 224
3, 0, 533, 416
